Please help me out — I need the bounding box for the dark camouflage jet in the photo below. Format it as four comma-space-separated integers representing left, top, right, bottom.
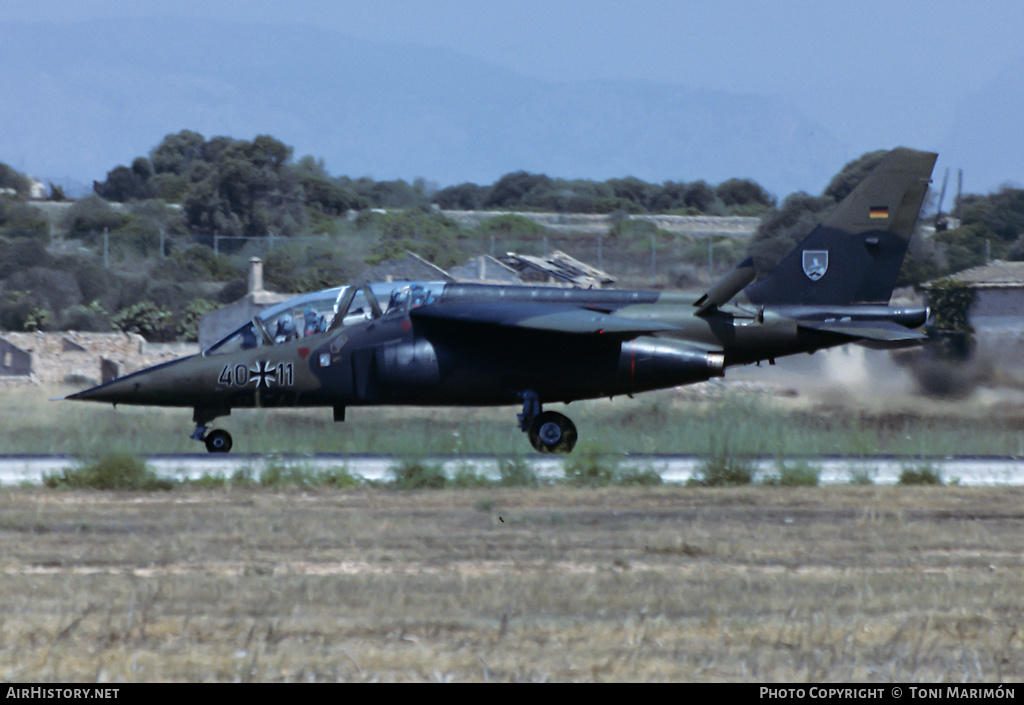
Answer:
68, 147, 937, 453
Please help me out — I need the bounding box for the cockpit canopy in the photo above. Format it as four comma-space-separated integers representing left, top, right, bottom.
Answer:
203, 282, 445, 356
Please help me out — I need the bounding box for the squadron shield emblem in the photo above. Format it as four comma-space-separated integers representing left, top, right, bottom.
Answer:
802, 250, 828, 281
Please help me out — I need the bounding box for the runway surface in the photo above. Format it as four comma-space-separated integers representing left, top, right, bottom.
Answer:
3, 453, 1024, 486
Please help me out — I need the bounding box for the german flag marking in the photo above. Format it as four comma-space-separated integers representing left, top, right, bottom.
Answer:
869, 206, 889, 219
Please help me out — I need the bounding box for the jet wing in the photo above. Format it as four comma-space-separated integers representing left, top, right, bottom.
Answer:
797, 319, 927, 343
411, 301, 680, 336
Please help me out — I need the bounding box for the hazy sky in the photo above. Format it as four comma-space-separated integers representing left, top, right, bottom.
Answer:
7, 0, 1024, 190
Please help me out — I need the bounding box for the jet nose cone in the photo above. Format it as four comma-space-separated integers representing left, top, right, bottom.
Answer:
65, 375, 142, 404
64, 354, 198, 406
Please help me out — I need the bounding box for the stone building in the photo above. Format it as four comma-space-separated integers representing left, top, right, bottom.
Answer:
0, 331, 167, 385
0, 338, 32, 377
197, 257, 290, 350
934, 261, 1024, 330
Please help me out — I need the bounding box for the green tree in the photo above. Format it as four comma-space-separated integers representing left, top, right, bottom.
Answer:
473, 213, 547, 238
432, 182, 490, 210
263, 241, 363, 293
366, 210, 464, 268
94, 158, 156, 201
61, 195, 128, 238
895, 232, 946, 288
361, 179, 430, 209
295, 156, 365, 216
162, 244, 238, 282
484, 171, 554, 209
593, 196, 646, 214
610, 217, 659, 241
0, 267, 84, 331
960, 187, 1024, 243
175, 299, 220, 342
550, 179, 612, 213
58, 302, 112, 332
51, 255, 120, 313
0, 163, 31, 196
682, 180, 719, 213
111, 301, 175, 341
716, 178, 775, 208
649, 181, 689, 211
933, 223, 1003, 275
927, 278, 974, 333
6, 267, 83, 312
605, 177, 655, 212
184, 135, 306, 239
149, 129, 206, 176
925, 277, 975, 361
0, 238, 52, 278
0, 200, 48, 242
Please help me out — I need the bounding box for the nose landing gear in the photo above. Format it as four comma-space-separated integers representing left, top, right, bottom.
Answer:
203, 428, 233, 453
518, 391, 578, 454
191, 407, 233, 453
191, 424, 233, 453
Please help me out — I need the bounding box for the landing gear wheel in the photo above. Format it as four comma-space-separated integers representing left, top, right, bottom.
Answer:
528, 411, 577, 454
204, 429, 233, 453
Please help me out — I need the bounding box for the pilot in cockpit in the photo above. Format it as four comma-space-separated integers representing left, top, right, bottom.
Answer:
387, 286, 410, 313
240, 323, 259, 350
275, 314, 297, 342
303, 307, 327, 336
386, 285, 434, 314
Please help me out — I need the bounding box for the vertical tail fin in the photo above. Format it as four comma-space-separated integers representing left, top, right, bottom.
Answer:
743, 147, 937, 306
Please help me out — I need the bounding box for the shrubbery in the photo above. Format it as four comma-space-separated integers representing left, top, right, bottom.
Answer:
363, 209, 466, 269
761, 460, 821, 487
388, 458, 448, 489
44, 454, 173, 491
688, 451, 757, 487
898, 464, 943, 486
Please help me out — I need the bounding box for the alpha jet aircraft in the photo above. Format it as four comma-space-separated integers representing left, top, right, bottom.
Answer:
68, 147, 937, 453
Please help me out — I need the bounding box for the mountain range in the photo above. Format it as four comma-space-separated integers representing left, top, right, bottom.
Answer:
0, 18, 1018, 201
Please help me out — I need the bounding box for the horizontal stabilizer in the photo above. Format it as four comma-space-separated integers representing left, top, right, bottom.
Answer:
693, 257, 757, 315
412, 301, 679, 336
797, 319, 927, 342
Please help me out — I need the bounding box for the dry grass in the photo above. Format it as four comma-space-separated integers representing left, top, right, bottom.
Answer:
2, 485, 1024, 682
9, 381, 1024, 456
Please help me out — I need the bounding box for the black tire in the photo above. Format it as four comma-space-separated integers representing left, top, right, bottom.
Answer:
205, 429, 233, 453
528, 411, 577, 454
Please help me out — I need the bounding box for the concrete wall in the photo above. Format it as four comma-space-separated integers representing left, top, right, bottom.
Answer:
439, 210, 760, 236
971, 288, 1024, 322
0, 332, 185, 385
0, 338, 31, 377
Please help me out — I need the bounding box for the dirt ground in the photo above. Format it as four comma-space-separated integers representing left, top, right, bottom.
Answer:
5, 337, 1024, 681
728, 340, 1024, 422
3, 484, 1024, 682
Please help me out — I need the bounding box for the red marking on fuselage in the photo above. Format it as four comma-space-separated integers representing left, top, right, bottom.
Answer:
298, 348, 311, 359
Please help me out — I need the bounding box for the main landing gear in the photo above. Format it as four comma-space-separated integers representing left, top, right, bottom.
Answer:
518, 391, 577, 454
191, 407, 233, 453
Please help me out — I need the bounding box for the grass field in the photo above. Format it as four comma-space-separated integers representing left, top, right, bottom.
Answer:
2, 485, 1023, 682
5, 379, 1024, 458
